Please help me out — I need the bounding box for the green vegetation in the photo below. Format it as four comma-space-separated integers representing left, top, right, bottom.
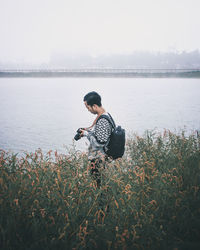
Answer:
0, 130, 200, 250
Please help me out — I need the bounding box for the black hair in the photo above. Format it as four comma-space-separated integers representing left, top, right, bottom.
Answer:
83, 91, 102, 107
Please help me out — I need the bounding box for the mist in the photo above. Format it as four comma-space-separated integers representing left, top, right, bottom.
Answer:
0, 0, 200, 64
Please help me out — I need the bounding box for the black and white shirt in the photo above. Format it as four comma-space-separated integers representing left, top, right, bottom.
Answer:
84, 113, 112, 160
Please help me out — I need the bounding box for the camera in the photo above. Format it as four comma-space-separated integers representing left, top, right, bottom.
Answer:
74, 128, 84, 141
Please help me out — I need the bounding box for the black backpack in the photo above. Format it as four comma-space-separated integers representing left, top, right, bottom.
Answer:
97, 113, 125, 160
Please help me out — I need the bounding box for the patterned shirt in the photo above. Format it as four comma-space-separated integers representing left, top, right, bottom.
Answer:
95, 118, 112, 143
84, 113, 112, 160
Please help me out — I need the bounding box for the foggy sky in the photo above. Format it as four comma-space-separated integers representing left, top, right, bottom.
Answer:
0, 0, 200, 63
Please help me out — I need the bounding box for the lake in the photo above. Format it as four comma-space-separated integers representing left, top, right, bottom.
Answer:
0, 77, 200, 155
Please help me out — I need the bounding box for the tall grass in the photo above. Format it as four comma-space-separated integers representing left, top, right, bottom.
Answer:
0, 130, 200, 250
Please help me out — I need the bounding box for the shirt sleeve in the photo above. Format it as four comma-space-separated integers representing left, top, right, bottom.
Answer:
94, 118, 112, 143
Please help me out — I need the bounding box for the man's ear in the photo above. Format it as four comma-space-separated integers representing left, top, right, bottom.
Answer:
93, 104, 98, 110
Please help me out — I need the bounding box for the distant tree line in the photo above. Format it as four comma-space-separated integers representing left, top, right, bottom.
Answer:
1, 50, 200, 69
49, 50, 200, 69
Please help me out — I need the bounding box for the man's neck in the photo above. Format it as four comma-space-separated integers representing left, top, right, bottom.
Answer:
97, 107, 106, 116
89, 107, 106, 129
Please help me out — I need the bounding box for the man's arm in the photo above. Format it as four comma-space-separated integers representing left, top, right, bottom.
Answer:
81, 118, 111, 145
94, 118, 112, 143
81, 118, 112, 160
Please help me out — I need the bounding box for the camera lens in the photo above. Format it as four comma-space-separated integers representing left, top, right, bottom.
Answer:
74, 129, 82, 141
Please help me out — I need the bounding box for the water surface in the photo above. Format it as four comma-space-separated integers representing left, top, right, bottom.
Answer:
0, 77, 199, 154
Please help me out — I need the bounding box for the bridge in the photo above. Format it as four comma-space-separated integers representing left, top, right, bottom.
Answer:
0, 68, 200, 77
0, 68, 200, 73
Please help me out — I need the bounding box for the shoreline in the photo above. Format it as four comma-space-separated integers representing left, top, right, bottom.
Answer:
1, 71, 200, 78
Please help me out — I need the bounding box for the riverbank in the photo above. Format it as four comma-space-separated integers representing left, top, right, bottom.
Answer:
1, 130, 200, 249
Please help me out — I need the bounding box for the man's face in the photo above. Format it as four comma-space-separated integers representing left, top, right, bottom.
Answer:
84, 101, 97, 114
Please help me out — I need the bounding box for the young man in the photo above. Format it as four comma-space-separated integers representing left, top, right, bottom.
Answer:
80, 91, 113, 187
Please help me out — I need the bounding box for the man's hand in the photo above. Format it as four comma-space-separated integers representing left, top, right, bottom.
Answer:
80, 128, 86, 137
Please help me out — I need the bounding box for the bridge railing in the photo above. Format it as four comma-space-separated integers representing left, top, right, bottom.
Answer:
0, 68, 200, 73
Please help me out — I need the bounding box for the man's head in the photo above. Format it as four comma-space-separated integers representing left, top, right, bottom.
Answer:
83, 91, 102, 114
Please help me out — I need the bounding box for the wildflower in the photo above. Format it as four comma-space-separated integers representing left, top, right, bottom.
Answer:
40, 209, 46, 218
149, 200, 157, 206
14, 199, 19, 206
57, 169, 61, 182
122, 229, 129, 239
58, 232, 66, 240
55, 178, 59, 186
34, 200, 39, 206
47, 150, 52, 156
65, 213, 69, 222
115, 200, 119, 208
47, 191, 51, 199
125, 184, 131, 190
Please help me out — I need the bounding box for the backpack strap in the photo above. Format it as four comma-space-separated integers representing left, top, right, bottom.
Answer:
108, 113, 116, 128
96, 113, 116, 129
